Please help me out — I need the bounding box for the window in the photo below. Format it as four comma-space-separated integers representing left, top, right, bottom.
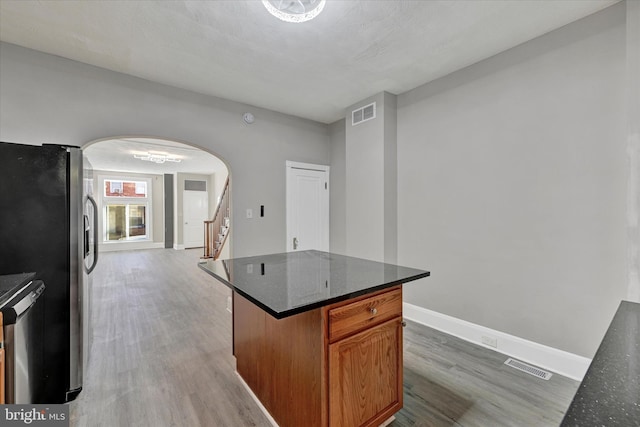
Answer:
105, 180, 147, 197
103, 179, 150, 241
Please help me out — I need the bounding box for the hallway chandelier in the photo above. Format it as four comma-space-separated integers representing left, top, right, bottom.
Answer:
133, 152, 181, 164
262, 0, 326, 23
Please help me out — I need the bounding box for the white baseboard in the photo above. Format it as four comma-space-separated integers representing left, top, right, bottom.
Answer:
403, 303, 591, 382
174, 244, 205, 251
236, 372, 279, 427
99, 241, 164, 252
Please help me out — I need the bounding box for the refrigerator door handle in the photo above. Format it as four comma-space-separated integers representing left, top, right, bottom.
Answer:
83, 215, 90, 258
86, 195, 99, 274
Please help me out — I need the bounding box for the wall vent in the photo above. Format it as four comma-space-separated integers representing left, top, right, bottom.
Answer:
352, 102, 376, 126
184, 180, 207, 191
504, 358, 553, 380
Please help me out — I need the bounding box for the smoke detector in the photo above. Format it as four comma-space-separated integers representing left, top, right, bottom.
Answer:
243, 112, 255, 124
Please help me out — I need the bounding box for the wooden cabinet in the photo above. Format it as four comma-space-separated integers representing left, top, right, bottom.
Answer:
329, 318, 403, 427
328, 288, 403, 427
233, 285, 403, 427
234, 293, 325, 427
328, 288, 402, 342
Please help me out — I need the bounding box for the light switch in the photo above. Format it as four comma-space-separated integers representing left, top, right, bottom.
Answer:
246, 208, 253, 219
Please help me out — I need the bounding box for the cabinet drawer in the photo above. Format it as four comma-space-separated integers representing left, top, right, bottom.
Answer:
329, 288, 402, 342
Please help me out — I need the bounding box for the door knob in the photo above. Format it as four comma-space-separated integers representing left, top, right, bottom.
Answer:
293, 237, 299, 250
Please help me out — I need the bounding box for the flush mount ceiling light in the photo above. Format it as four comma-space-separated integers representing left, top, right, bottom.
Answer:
262, 0, 326, 23
133, 151, 182, 164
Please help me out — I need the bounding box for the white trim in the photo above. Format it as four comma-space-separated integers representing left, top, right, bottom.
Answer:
99, 241, 164, 252
286, 161, 330, 252
173, 244, 185, 250
236, 373, 279, 427
403, 303, 591, 381
182, 188, 209, 248
285, 160, 330, 173
98, 173, 154, 243
380, 416, 396, 427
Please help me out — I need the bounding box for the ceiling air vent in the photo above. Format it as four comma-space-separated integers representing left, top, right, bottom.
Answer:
352, 102, 376, 126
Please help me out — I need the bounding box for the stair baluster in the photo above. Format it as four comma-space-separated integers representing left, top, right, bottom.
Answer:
202, 177, 230, 260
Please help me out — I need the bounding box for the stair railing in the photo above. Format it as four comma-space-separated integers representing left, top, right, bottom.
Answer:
203, 177, 230, 260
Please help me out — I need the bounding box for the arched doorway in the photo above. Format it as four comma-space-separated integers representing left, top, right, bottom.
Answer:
83, 137, 230, 258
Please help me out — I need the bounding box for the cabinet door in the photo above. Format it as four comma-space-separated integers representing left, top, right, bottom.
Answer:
329, 317, 403, 427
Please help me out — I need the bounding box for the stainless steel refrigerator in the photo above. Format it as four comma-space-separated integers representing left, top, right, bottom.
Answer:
0, 141, 97, 403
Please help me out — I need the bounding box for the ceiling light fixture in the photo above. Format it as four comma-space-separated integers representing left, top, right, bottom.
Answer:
262, 0, 326, 23
133, 152, 181, 164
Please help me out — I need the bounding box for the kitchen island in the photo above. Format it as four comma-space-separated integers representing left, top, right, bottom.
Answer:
199, 250, 429, 427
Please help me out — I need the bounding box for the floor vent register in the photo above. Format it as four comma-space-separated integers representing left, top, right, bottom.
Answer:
504, 358, 553, 380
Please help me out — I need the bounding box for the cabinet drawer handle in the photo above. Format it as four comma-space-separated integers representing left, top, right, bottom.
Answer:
370, 307, 377, 315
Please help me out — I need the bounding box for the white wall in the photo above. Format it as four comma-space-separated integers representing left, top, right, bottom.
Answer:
0, 42, 329, 258
397, 4, 627, 358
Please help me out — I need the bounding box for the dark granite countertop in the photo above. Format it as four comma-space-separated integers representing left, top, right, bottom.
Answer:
198, 250, 430, 319
0, 272, 36, 308
561, 300, 640, 426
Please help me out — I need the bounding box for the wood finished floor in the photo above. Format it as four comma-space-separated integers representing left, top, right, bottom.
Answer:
69, 249, 579, 427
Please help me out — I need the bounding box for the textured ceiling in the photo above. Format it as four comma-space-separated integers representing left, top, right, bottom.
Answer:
0, 0, 619, 124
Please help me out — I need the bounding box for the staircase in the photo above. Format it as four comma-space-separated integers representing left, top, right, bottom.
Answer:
203, 177, 230, 260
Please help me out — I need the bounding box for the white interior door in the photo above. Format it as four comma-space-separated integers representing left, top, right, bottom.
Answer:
183, 190, 209, 248
286, 161, 329, 252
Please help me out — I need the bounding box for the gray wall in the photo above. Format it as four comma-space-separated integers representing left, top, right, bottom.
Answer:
329, 119, 347, 255
396, 4, 627, 358
345, 92, 398, 262
383, 93, 398, 264
345, 93, 385, 261
164, 174, 174, 249
0, 42, 329, 258
625, 0, 640, 302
